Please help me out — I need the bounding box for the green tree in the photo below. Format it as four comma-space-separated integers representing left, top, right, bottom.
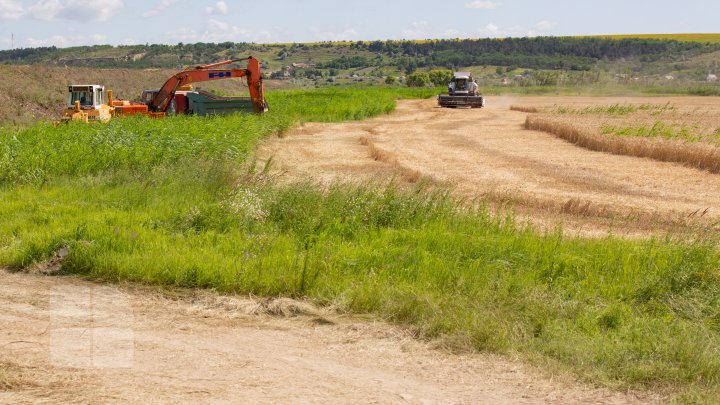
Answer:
406, 72, 430, 87
428, 69, 453, 86
385, 76, 397, 85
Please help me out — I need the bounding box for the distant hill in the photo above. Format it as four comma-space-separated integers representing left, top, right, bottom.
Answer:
588, 33, 720, 44
1, 36, 718, 74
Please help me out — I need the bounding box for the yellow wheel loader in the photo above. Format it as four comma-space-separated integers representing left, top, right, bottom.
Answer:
61, 85, 114, 123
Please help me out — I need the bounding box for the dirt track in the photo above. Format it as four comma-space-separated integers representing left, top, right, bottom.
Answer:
259, 96, 720, 235
0, 270, 653, 404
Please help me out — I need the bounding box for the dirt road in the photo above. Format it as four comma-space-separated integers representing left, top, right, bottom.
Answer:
0, 270, 653, 404
258, 96, 720, 235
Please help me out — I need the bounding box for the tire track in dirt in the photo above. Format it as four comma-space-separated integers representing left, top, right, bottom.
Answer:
0, 270, 654, 404
258, 96, 720, 236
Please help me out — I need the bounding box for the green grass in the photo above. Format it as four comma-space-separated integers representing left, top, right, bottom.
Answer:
553, 103, 676, 116
2, 85, 720, 401
601, 121, 703, 142
0, 86, 436, 185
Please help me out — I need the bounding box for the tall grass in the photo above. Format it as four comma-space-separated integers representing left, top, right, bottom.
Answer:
267, 86, 438, 123
525, 115, 720, 174
2, 86, 720, 400
0, 86, 436, 186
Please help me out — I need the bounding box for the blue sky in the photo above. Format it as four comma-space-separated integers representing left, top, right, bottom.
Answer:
0, 0, 718, 50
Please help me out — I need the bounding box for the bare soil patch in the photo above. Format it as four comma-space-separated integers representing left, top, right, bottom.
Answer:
0, 270, 654, 404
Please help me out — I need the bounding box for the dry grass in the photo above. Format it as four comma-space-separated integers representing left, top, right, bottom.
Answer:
478, 189, 717, 235
359, 136, 423, 183
510, 105, 540, 113
525, 115, 720, 174
0, 360, 33, 391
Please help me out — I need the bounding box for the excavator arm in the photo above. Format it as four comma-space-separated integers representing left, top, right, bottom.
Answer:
149, 56, 267, 113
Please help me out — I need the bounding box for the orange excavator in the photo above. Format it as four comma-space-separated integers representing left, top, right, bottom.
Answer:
62, 56, 268, 122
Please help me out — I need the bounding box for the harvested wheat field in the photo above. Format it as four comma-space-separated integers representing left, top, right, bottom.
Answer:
259, 96, 720, 236
0, 270, 651, 404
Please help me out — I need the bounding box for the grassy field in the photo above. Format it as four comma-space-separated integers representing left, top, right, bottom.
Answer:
2, 86, 720, 401
592, 33, 720, 44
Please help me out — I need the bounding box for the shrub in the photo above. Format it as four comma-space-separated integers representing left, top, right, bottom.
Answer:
406, 72, 430, 87
428, 69, 453, 86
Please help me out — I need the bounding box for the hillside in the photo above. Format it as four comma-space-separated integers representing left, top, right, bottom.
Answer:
2, 36, 718, 77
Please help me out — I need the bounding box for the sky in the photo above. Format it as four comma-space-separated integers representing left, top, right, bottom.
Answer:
0, 0, 718, 50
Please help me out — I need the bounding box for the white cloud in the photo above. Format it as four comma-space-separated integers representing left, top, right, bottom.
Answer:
469, 20, 558, 38
0, 0, 25, 19
57, 0, 124, 22
142, 0, 177, 18
164, 18, 275, 43
120, 37, 139, 45
26, 33, 107, 47
440, 28, 464, 38
482, 23, 500, 35
206, 1, 228, 15
401, 21, 431, 39
311, 27, 358, 42
26, 0, 62, 21
464, 1, 502, 9
17, 0, 124, 22
535, 20, 557, 32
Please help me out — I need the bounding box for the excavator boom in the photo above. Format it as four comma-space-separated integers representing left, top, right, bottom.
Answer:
149, 56, 267, 113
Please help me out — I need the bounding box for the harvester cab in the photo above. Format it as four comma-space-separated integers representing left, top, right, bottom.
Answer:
438, 72, 486, 109
62, 85, 113, 122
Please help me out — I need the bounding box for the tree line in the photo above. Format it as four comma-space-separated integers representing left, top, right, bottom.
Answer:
1, 36, 716, 72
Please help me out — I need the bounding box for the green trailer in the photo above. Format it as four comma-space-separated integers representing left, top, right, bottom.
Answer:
185, 90, 259, 116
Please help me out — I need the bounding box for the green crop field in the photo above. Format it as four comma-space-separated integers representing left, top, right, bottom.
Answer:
2, 86, 720, 402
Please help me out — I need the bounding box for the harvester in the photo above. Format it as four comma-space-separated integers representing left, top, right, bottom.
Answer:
61, 56, 268, 123
437, 72, 485, 109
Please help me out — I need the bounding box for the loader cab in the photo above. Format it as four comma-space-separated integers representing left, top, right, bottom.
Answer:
68, 85, 105, 109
